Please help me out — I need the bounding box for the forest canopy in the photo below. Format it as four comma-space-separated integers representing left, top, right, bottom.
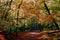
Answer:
0, 0, 60, 32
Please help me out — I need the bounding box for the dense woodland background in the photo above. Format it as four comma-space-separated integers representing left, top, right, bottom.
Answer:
0, 0, 60, 32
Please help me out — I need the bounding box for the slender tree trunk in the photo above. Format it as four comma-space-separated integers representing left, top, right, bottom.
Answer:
44, 2, 60, 30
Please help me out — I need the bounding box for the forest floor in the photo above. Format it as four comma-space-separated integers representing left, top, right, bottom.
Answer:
0, 30, 60, 40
